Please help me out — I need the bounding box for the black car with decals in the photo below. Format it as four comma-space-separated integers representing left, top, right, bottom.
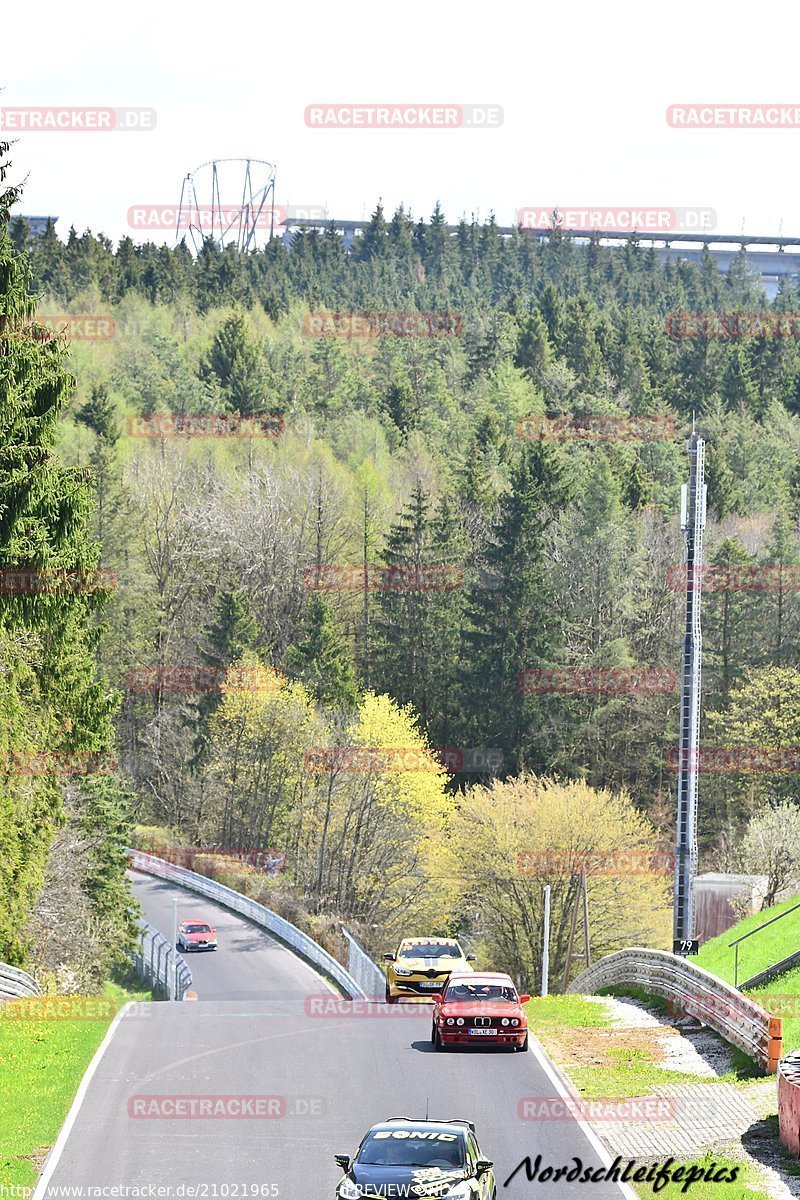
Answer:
333, 1117, 495, 1199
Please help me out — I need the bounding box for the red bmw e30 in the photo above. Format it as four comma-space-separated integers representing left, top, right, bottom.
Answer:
177, 919, 217, 951
431, 972, 530, 1052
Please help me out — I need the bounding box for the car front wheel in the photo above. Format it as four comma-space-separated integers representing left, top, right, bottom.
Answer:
434, 1027, 444, 1052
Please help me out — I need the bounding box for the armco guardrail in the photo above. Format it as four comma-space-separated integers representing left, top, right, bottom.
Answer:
128, 850, 365, 999
132, 919, 193, 1000
778, 1049, 800, 1154
0, 961, 42, 1000
569, 947, 782, 1071
342, 926, 386, 996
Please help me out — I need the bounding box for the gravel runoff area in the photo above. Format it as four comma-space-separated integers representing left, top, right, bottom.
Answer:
581, 996, 800, 1200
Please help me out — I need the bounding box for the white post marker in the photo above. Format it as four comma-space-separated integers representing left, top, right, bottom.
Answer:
542, 885, 550, 996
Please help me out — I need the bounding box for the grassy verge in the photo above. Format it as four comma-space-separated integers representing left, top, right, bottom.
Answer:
523, 995, 788, 1199
524, 994, 743, 1098
0, 979, 151, 1191
695, 896, 800, 986
630, 1154, 767, 1200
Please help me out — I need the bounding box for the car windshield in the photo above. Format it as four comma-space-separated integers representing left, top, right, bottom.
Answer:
184, 923, 211, 933
398, 943, 460, 959
444, 982, 517, 1002
358, 1133, 465, 1168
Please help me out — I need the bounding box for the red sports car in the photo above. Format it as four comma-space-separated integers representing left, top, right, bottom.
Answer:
431, 972, 530, 1051
177, 919, 217, 951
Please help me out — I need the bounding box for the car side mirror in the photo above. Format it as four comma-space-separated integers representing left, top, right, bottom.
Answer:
475, 1159, 493, 1177
383, 953, 395, 962
519, 994, 531, 1004
466, 954, 477, 962
334, 1154, 351, 1171
431, 992, 443, 1002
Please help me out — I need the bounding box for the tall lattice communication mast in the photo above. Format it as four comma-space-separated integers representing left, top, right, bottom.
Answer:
674, 430, 706, 952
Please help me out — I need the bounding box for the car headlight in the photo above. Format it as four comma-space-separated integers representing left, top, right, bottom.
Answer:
456, 1017, 465, 1026
337, 1179, 360, 1199
446, 1017, 455, 1025
444, 1183, 472, 1199
511, 1018, 519, 1026
394, 967, 413, 976
501, 1018, 509, 1026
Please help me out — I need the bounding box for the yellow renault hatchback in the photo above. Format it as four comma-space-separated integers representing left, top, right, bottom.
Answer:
383, 937, 476, 1003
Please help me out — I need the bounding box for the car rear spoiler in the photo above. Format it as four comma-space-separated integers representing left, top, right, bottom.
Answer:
385, 1117, 476, 1133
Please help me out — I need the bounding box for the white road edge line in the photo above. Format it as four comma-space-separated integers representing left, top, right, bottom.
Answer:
526, 1030, 640, 1200
32, 1001, 133, 1200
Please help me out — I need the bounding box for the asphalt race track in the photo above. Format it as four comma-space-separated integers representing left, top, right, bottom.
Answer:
35, 872, 634, 1200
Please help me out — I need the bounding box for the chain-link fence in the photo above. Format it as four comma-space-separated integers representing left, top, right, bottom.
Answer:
342, 927, 386, 997
128, 850, 364, 998
131, 920, 193, 1000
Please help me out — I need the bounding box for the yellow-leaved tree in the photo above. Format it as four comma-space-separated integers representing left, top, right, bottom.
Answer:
442, 775, 671, 991
294, 691, 458, 943
205, 653, 316, 852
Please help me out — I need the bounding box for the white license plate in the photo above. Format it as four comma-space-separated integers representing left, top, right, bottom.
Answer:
418, 981, 441, 989
468, 1028, 498, 1036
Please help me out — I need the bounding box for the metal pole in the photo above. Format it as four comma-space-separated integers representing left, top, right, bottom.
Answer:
562, 877, 581, 991
581, 870, 591, 968
541, 886, 551, 996
674, 431, 705, 952
172, 897, 179, 1001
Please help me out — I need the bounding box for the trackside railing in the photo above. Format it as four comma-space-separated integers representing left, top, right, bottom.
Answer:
0, 960, 42, 999
131, 919, 193, 1000
729, 900, 800, 987
342, 926, 386, 996
568, 947, 782, 1071
128, 850, 366, 999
